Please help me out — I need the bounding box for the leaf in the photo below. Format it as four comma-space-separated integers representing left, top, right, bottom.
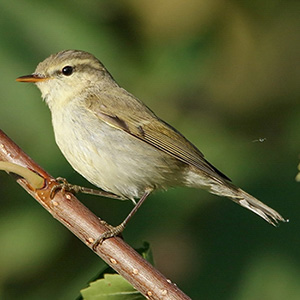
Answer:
79, 243, 153, 300
135, 242, 154, 266
296, 162, 300, 182
80, 274, 144, 300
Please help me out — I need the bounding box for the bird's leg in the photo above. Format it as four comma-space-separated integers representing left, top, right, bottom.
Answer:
92, 189, 152, 250
50, 177, 124, 200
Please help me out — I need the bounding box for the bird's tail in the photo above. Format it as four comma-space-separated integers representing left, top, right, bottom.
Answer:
207, 180, 287, 226
229, 187, 286, 226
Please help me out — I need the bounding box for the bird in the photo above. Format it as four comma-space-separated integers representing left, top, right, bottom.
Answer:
16, 50, 286, 242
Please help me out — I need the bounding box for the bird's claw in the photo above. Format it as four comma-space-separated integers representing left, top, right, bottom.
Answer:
50, 177, 80, 199
92, 222, 125, 250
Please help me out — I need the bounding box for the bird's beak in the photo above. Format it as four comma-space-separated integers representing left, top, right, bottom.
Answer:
16, 74, 49, 83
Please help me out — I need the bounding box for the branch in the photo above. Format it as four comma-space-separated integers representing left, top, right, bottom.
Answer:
0, 129, 191, 300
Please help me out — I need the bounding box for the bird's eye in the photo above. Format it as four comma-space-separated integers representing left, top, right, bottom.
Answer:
62, 66, 73, 76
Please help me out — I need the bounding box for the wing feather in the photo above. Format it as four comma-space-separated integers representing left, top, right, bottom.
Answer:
84, 90, 230, 182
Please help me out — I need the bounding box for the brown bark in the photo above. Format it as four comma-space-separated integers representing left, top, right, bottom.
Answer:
0, 129, 191, 300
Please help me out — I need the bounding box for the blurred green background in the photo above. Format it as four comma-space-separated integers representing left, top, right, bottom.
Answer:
0, 0, 299, 299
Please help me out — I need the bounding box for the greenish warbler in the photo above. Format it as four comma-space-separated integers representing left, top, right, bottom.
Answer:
16, 50, 286, 242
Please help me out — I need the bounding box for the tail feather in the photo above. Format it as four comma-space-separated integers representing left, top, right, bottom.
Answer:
185, 170, 287, 225
205, 178, 287, 225
232, 188, 287, 226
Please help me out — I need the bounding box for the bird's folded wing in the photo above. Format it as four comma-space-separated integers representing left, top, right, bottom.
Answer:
85, 90, 230, 182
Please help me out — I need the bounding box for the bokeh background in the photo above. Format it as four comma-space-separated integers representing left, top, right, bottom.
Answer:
0, 1, 299, 299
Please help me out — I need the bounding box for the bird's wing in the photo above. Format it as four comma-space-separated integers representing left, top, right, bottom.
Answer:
84, 90, 230, 182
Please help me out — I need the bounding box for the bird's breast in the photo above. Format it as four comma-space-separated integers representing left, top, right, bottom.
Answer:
50, 102, 185, 200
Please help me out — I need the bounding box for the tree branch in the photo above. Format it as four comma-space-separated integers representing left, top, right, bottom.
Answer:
0, 129, 191, 300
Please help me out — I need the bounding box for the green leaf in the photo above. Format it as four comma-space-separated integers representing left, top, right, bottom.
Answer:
296, 162, 300, 182
80, 274, 144, 300
135, 242, 154, 266
78, 242, 153, 299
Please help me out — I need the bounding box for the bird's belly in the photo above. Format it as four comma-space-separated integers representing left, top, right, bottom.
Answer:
51, 108, 184, 200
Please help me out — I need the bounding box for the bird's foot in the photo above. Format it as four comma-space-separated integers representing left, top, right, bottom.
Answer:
50, 177, 81, 199
50, 177, 124, 200
92, 221, 125, 250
